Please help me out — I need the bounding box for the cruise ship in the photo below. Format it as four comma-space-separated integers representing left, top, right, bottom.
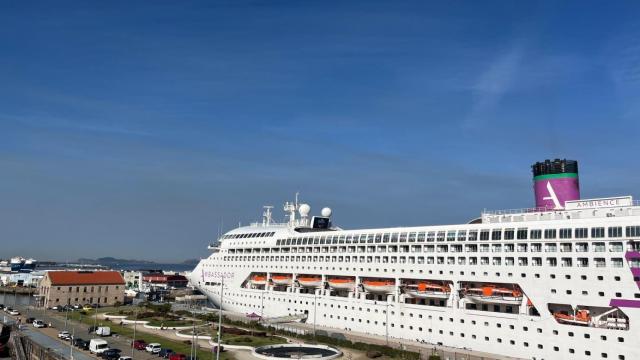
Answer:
190, 159, 640, 360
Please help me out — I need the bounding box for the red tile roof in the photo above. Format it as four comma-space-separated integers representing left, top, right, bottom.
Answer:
47, 271, 125, 285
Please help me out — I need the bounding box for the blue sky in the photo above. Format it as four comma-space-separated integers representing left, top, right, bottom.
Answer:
2, 1, 640, 262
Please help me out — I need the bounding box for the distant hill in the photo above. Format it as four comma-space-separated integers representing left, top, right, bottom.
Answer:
181, 258, 200, 265
77, 257, 156, 265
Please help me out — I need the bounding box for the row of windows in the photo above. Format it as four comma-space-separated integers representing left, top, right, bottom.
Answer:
229, 241, 631, 255
224, 254, 628, 268
224, 231, 275, 239
40, 285, 118, 293
273, 226, 640, 246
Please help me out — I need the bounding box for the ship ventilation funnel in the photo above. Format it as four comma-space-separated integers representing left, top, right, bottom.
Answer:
532, 159, 580, 210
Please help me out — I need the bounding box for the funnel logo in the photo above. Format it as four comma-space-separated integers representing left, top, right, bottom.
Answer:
543, 181, 563, 209
533, 174, 580, 210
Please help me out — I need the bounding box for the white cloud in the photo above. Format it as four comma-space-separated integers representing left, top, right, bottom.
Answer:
462, 44, 524, 129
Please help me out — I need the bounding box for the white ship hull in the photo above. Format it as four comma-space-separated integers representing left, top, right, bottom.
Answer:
190, 194, 640, 360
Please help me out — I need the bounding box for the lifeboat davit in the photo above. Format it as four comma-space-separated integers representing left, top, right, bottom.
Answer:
554, 310, 591, 326
271, 275, 292, 286
405, 282, 450, 299
250, 275, 267, 286
328, 278, 355, 291
464, 285, 523, 305
297, 276, 323, 288
362, 280, 395, 294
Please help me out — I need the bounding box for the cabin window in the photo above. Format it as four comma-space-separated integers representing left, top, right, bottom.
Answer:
491, 230, 502, 240
504, 229, 514, 240
479, 230, 490, 241
591, 227, 605, 238
544, 229, 557, 239
468, 231, 478, 241
559, 228, 572, 239
626, 226, 640, 237
608, 227, 623, 238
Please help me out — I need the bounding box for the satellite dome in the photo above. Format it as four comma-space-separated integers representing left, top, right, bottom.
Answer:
299, 203, 311, 216
321, 207, 332, 217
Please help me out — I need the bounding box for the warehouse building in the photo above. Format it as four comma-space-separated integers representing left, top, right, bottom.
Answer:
38, 271, 125, 308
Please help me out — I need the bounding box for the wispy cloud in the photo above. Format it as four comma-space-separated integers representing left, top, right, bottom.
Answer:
2, 113, 153, 138
462, 44, 524, 129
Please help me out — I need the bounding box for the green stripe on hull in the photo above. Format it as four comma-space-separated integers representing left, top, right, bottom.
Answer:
533, 173, 578, 180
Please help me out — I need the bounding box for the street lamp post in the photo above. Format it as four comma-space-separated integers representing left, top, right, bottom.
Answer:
69, 326, 75, 360
131, 309, 138, 359
216, 276, 224, 360
64, 307, 70, 330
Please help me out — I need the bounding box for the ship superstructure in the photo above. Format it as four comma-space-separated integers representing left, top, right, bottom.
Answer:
190, 160, 640, 360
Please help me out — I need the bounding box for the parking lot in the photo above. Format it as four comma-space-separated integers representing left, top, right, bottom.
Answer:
3, 304, 172, 360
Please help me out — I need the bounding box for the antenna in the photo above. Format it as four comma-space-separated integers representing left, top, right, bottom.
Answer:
284, 192, 301, 227
262, 206, 274, 226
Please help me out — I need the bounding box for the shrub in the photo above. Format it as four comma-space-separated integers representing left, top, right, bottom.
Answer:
366, 351, 382, 358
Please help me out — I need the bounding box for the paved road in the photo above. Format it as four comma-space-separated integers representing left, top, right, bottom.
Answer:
7, 305, 160, 360
20, 326, 94, 360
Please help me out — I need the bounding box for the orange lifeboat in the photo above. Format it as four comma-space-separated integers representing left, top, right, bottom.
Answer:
271, 275, 292, 286
327, 278, 355, 291
405, 282, 450, 299
362, 280, 395, 294
297, 276, 323, 288
554, 310, 591, 326
250, 275, 267, 286
464, 284, 523, 305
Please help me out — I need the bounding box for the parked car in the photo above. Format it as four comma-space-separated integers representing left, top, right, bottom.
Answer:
26, 317, 35, 323
58, 331, 71, 340
118, 357, 132, 360
145, 343, 161, 354
51, 305, 60, 310
8, 309, 19, 316
72, 304, 82, 310
89, 339, 110, 354
0, 304, 4, 310
132, 339, 147, 350
33, 320, 46, 328
100, 348, 122, 360
73, 338, 86, 348
83, 304, 93, 311
159, 348, 174, 358
88, 326, 98, 333
169, 354, 186, 360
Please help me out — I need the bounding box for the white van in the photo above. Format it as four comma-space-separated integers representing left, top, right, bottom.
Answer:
145, 343, 161, 354
89, 339, 109, 354
96, 326, 111, 336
